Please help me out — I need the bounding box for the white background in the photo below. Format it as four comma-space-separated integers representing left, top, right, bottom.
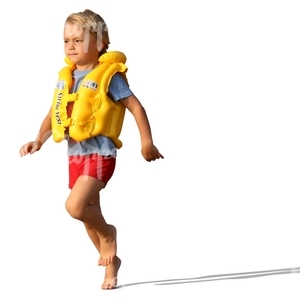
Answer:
0, 0, 299, 299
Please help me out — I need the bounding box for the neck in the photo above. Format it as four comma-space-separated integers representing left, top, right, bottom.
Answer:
76, 61, 99, 71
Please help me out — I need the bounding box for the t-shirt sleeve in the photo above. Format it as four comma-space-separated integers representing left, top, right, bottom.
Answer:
108, 73, 133, 101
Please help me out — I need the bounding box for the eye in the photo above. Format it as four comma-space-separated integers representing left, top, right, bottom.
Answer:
75, 39, 83, 43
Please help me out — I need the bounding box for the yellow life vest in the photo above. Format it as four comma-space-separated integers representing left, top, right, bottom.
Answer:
51, 51, 128, 149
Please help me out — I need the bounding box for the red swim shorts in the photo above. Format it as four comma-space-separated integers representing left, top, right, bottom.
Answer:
68, 154, 116, 189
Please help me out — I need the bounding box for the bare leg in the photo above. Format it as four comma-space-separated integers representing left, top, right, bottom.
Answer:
83, 196, 121, 289
84, 223, 121, 289
83, 195, 102, 254
101, 256, 122, 289
65, 175, 116, 266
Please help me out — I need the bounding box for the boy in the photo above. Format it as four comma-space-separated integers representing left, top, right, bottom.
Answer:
19, 9, 163, 289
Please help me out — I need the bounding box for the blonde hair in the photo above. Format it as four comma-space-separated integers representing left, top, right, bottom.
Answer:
65, 9, 110, 57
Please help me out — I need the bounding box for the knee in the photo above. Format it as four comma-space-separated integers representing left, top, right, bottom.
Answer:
84, 223, 93, 230
65, 200, 84, 220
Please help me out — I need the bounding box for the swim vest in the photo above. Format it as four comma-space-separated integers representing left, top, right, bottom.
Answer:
51, 51, 128, 149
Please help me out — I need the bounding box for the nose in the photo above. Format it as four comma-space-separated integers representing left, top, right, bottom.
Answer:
68, 41, 75, 50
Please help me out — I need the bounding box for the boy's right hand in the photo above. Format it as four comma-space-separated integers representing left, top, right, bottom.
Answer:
19, 141, 42, 157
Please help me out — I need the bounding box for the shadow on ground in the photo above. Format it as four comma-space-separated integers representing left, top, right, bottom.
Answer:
117, 266, 300, 288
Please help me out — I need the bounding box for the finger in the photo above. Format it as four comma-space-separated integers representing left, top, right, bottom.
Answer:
155, 151, 164, 159
19, 147, 28, 156
30, 144, 37, 154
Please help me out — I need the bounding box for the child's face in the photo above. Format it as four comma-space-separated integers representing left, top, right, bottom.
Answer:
64, 22, 102, 69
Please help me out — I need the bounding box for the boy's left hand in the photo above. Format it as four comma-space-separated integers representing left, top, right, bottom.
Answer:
141, 144, 164, 162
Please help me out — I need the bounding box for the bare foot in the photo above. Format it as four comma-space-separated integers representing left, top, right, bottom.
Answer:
98, 225, 117, 266
101, 256, 121, 289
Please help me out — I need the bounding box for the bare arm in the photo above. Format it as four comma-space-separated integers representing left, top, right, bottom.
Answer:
120, 94, 164, 161
19, 107, 52, 156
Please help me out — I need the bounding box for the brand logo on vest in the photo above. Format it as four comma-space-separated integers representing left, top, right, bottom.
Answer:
55, 92, 63, 110
82, 80, 98, 91
57, 80, 65, 90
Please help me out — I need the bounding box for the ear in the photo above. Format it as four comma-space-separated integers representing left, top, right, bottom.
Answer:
97, 41, 105, 52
